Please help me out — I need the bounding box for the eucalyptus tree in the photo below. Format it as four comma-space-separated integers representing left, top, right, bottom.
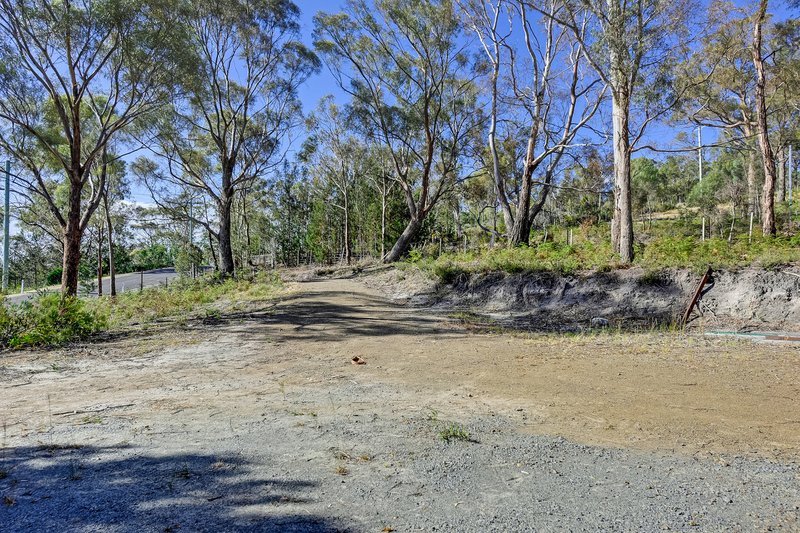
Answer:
548, 0, 698, 262
314, 0, 483, 262
0, 0, 187, 295
462, 0, 605, 246
303, 97, 371, 265
144, 0, 319, 277
751, 0, 778, 234
675, 2, 760, 215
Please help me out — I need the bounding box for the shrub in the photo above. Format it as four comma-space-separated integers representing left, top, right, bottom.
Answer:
3, 294, 107, 349
47, 268, 63, 286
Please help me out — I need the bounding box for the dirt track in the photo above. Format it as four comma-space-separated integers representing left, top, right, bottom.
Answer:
1, 277, 799, 531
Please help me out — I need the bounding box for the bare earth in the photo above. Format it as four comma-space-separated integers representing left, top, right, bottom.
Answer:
1, 276, 799, 532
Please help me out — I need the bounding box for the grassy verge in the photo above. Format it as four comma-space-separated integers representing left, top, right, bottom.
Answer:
0, 271, 285, 349
402, 227, 800, 283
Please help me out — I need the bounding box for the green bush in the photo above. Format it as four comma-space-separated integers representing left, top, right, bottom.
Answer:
47, 268, 63, 286
0, 294, 108, 349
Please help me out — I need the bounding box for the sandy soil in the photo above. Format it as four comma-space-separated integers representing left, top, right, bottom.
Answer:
1, 276, 799, 531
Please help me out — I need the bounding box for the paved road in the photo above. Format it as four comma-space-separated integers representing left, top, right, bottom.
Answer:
5, 267, 182, 304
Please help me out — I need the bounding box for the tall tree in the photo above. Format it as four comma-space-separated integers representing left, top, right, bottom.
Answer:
751, 0, 777, 235
303, 98, 369, 265
463, 0, 605, 246
314, 0, 482, 262
676, 2, 760, 216
551, 0, 697, 262
144, 0, 318, 277
0, 0, 186, 295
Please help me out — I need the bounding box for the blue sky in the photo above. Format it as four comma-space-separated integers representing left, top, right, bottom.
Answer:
117, 0, 800, 205
297, 0, 348, 110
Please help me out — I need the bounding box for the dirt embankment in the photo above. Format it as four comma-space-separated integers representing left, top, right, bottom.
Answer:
369, 266, 800, 330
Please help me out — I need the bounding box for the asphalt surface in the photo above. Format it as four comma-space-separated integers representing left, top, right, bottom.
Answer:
4, 267, 181, 303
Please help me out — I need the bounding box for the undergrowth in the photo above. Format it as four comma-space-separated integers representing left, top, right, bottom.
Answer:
403, 223, 800, 282
0, 271, 284, 349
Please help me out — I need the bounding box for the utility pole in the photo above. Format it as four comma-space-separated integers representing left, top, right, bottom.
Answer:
789, 145, 793, 204
188, 197, 195, 278
697, 126, 703, 183
3, 161, 10, 291
697, 127, 704, 241
790, 145, 794, 230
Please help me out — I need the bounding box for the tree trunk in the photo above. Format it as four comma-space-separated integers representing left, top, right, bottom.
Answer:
380, 192, 387, 260
383, 218, 421, 263
611, 88, 634, 263
752, 0, 777, 236
208, 228, 219, 272
509, 168, 534, 247
97, 224, 103, 297
61, 186, 83, 297
778, 147, 786, 202
343, 190, 351, 265
745, 145, 758, 216
217, 194, 235, 277
104, 193, 116, 297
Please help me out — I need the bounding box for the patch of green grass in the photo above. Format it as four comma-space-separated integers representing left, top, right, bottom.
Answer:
438, 423, 472, 443
93, 271, 283, 327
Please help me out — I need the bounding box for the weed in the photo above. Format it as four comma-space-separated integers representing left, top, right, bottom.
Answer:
204, 309, 222, 320
439, 423, 472, 443
173, 465, 191, 479
0, 272, 285, 350
334, 465, 349, 476
638, 269, 665, 286
0, 294, 107, 349
68, 460, 83, 481
401, 221, 800, 281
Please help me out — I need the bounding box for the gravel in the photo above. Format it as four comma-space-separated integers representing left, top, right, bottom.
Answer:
2, 276, 798, 532
2, 383, 798, 532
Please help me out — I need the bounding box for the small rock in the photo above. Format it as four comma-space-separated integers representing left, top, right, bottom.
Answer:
591, 317, 610, 328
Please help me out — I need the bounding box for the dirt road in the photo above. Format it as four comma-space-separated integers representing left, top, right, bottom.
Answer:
1, 277, 798, 531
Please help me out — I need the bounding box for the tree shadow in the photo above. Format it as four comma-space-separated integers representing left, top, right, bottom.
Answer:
213, 290, 460, 343
0, 444, 351, 532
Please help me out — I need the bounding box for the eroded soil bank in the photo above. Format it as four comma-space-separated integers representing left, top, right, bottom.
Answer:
1, 276, 798, 531
370, 266, 800, 331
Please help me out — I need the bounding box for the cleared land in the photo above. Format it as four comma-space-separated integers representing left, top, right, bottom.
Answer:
1, 276, 798, 531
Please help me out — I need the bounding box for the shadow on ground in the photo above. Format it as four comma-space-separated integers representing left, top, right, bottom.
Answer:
213, 289, 459, 342
0, 444, 350, 532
